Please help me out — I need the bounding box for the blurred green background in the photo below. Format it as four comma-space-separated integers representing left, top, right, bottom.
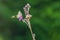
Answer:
0, 0, 60, 40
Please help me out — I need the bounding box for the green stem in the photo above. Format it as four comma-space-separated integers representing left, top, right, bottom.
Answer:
27, 20, 35, 40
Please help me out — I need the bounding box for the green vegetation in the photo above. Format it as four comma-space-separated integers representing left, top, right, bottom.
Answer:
0, 0, 60, 40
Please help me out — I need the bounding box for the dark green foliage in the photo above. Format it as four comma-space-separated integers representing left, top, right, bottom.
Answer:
0, 0, 60, 40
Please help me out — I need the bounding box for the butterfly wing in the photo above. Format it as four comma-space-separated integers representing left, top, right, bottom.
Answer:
17, 11, 23, 21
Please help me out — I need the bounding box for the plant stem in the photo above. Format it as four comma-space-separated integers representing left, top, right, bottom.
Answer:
27, 20, 36, 40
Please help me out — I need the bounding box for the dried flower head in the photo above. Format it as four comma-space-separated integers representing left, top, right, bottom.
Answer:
11, 3, 36, 40
23, 3, 31, 15
26, 14, 32, 20
23, 3, 32, 20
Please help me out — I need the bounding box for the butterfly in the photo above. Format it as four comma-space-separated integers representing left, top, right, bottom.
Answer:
11, 11, 23, 21
16, 11, 23, 21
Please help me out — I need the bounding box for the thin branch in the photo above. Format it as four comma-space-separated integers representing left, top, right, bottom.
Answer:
27, 20, 36, 40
